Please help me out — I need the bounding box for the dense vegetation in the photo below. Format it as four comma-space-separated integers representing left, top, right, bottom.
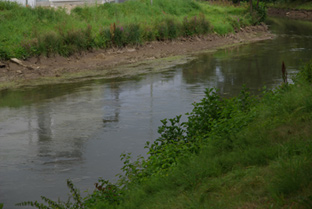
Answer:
0, 0, 265, 60
16, 59, 312, 208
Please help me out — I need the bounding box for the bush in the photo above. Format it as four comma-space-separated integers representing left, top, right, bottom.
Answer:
253, 2, 267, 24
155, 21, 168, 41
124, 24, 142, 46
295, 59, 312, 84
182, 14, 212, 37
166, 19, 179, 40
97, 27, 112, 48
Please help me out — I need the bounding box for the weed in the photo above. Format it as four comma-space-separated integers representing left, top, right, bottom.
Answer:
84, 178, 123, 207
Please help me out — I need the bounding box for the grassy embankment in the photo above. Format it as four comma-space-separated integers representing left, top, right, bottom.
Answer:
16, 62, 312, 208
0, 0, 265, 60
267, 0, 312, 10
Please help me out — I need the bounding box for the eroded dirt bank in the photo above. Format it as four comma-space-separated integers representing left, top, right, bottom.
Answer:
0, 24, 274, 90
268, 7, 312, 21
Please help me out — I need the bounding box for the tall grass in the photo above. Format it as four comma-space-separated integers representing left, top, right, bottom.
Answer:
0, 0, 259, 60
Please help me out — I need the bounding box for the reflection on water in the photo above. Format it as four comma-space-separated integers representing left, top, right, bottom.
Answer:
1, 17, 312, 208
102, 81, 120, 125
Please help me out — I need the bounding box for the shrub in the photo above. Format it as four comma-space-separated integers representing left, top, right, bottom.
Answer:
124, 24, 142, 46
253, 2, 267, 24
97, 27, 112, 48
155, 21, 168, 41
295, 59, 312, 84
20, 38, 39, 58
142, 26, 155, 42
182, 14, 211, 37
166, 19, 179, 40
112, 26, 125, 48
38, 31, 61, 57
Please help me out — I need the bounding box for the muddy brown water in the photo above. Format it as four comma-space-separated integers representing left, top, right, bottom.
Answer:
1, 17, 312, 208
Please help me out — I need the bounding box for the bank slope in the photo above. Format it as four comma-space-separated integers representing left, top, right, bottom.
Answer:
0, 0, 264, 60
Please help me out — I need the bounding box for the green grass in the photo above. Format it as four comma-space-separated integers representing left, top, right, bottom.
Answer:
89, 60, 312, 209
0, 0, 261, 60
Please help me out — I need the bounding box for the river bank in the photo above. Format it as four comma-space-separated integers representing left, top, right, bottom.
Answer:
0, 24, 273, 91
268, 7, 312, 20
2, 15, 312, 209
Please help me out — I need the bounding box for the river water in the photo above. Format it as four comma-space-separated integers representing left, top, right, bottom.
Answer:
1, 18, 312, 208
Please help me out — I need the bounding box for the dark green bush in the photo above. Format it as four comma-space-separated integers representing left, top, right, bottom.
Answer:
166, 19, 179, 40
253, 2, 267, 24
113, 26, 125, 48
97, 27, 113, 48
124, 24, 142, 46
39, 31, 61, 57
182, 14, 211, 37
0, 47, 9, 60
295, 59, 312, 84
156, 22, 168, 41
142, 26, 155, 42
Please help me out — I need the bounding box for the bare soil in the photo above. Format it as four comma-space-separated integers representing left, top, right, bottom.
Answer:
0, 24, 274, 90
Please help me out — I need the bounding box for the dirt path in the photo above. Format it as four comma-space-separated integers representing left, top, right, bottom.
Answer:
0, 24, 274, 90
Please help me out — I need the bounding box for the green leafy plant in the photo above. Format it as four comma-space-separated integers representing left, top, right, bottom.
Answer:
124, 24, 142, 46
182, 14, 211, 37
166, 19, 179, 40
156, 21, 168, 41
84, 178, 123, 207
253, 1, 267, 24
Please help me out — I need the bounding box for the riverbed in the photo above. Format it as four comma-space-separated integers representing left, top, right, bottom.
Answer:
1, 17, 312, 208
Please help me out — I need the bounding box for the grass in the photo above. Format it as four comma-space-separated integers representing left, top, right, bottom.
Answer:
0, 0, 261, 60
90, 60, 312, 209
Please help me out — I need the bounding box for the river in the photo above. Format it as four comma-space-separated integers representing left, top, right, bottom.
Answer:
1, 17, 312, 208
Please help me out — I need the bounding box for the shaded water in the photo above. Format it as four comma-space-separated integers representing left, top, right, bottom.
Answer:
1, 18, 312, 208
